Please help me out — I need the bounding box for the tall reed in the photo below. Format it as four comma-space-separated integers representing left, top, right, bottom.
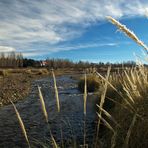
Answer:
37, 85, 59, 148
107, 16, 148, 54
38, 86, 48, 123
11, 101, 31, 148
95, 66, 111, 147
123, 114, 137, 148
83, 73, 87, 147
52, 70, 60, 112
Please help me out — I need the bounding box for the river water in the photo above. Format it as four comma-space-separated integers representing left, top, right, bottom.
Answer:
0, 75, 98, 148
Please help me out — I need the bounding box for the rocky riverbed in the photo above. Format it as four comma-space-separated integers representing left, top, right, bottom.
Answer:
0, 74, 98, 148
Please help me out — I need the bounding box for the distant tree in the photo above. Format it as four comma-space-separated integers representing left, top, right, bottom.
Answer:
0, 52, 24, 68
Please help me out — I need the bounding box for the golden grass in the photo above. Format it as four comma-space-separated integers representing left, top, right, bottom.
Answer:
83, 73, 87, 115
123, 114, 137, 148
107, 16, 148, 53
0, 69, 9, 77
83, 73, 87, 147
95, 66, 111, 147
102, 66, 148, 147
52, 70, 60, 112
38, 85, 59, 148
78, 74, 100, 92
11, 101, 31, 148
38, 86, 48, 123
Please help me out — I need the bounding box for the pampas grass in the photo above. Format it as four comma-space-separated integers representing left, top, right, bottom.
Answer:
83, 73, 87, 115
107, 16, 148, 53
11, 101, 31, 148
38, 86, 48, 123
50, 132, 59, 148
123, 114, 137, 148
52, 70, 60, 112
95, 66, 111, 147
38, 85, 59, 148
96, 104, 119, 127
83, 73, 87, 147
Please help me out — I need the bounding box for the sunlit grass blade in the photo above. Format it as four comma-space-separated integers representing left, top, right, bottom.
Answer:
50, 131, 59, 148
123, 114, 137, 148
52, 70, 60, 112
96, 104, 120, 127
83, 73, 87, 147
95, 66, 111, 147
11, 101, 31, 148
107, 16, 148, 53
84, 73, 87, 115
96, 112, 115, 133
38, 86, 48, 123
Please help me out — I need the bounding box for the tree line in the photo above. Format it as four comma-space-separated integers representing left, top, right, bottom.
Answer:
45, 58, 137, 69
0, 52, 23, 68
0, 52, 139, 68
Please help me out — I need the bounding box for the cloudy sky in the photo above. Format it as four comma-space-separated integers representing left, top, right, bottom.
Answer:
0, 0, 148, 62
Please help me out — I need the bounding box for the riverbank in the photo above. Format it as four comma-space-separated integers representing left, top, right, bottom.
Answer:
0, 68, 50, 106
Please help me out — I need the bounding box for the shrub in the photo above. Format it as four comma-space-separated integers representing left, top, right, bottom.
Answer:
0, 70, 8, 77
78, 74, 100, 92
24, 69, 49, 75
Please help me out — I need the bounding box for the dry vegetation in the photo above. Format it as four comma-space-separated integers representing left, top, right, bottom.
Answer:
78, 74, 101, 92
0, 68, 49, 106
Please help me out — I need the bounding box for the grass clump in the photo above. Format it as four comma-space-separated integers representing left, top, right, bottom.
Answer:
102, 66, 148, 148
78, 74, 101, 92
0, 70, 8, 77
25, 68, 49, 75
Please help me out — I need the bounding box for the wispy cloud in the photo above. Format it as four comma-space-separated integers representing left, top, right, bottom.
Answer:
22, 41, 125, 57
0, 0, 148, 56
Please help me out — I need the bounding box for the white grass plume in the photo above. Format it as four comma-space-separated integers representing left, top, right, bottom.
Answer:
38, 86, 48, 123
95, 66, 111, 147
107, 16, 148, 53
84, 73, 87, 115
11, 101, 31, 148
52, 70, 60, 112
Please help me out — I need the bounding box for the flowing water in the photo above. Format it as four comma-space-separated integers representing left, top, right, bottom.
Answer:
0, 75, 98, 148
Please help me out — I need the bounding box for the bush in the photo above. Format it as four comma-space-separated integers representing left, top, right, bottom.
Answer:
0, 70, 8, 77
24, 68, 49, 75
78, 74, 100, 92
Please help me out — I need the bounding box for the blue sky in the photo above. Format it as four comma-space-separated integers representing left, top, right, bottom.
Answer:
0, 0, 148, 63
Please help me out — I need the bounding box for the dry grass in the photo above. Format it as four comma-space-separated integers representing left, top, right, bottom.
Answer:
83, 73, 87, 115
52, 70, 60, 112
107, 16, 148, 53
0, 69, 9, 77
78, 74, 101, 92
95, 66, 111, 147
38, 86, 49, 123
11, 101, 31, 148
104, 66, 148, 147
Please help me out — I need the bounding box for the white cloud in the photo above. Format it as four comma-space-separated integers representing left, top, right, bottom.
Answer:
0, 46, 16, 52
0, 0, 148, 55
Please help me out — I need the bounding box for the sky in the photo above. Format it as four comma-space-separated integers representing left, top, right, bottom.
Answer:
0, 0, 148, 63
